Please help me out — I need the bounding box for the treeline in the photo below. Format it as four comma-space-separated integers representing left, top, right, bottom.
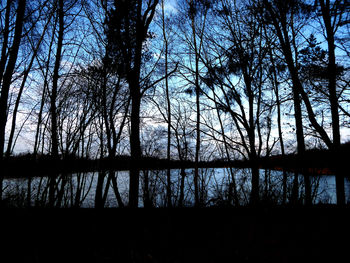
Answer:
3, 141, 349, 177
0, 0, 349, 206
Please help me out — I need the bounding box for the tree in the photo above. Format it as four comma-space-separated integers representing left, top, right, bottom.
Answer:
0, 0, 27, 158
50, 0, 64, 159
5, 2, 54, 158
201, 0, 271, 204
266, 36, 289, 204
175, 0, 211, 206
315, 0, 348, 205
161, 0, 173, 207
0, 0, 27, 201
261, 0, 349, 204
261, 0, 318, 205
106, 0, 159, 207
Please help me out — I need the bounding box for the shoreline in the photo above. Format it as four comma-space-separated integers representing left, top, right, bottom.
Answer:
0, 157, 340, 178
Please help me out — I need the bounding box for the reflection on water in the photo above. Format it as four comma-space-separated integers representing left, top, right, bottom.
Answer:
1, 168, 349, 207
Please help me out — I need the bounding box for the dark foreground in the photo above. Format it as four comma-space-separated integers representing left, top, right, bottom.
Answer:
1, 206, 349, 263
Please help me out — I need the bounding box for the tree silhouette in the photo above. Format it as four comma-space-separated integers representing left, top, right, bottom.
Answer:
0, 0, 27, 159
106, 0, 159, 207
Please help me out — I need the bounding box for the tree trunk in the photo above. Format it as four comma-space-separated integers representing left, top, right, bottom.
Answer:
319, 0, 344, 205
6, 11, 51, 158
129, 80, 141, 207
0, 0, 11, 84
162, 0, 172, 207
269, 48, 287, 204
215, 95, 239, 205
280, 24, 312, 205
245, 71, 259, 205
189, 6, 201, 206
264, 0, 312, 204
34, 21, 56, 157
276, 81, 288, 205
50, 0, 64, 159
0, 0, 26, 158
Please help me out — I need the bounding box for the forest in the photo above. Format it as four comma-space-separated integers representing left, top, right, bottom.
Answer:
0, 0, 349, 208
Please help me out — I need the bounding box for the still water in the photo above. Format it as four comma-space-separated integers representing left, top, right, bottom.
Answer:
1, 168, 349, 207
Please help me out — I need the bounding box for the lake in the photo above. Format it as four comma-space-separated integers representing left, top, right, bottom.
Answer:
1, 168, 349, 207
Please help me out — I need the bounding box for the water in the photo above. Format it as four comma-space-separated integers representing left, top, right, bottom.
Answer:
1, 168, 349, 207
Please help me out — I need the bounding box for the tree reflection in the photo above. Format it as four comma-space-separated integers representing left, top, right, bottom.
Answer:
0, 169, 347, 208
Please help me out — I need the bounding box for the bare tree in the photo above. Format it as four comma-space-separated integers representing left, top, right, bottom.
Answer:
315, 0, 348, 205
0, 0, 27, 158
175, 0, 211, 206
5, 2, 54, 158
106, 0, 179, 207
201, 0, 270, 204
